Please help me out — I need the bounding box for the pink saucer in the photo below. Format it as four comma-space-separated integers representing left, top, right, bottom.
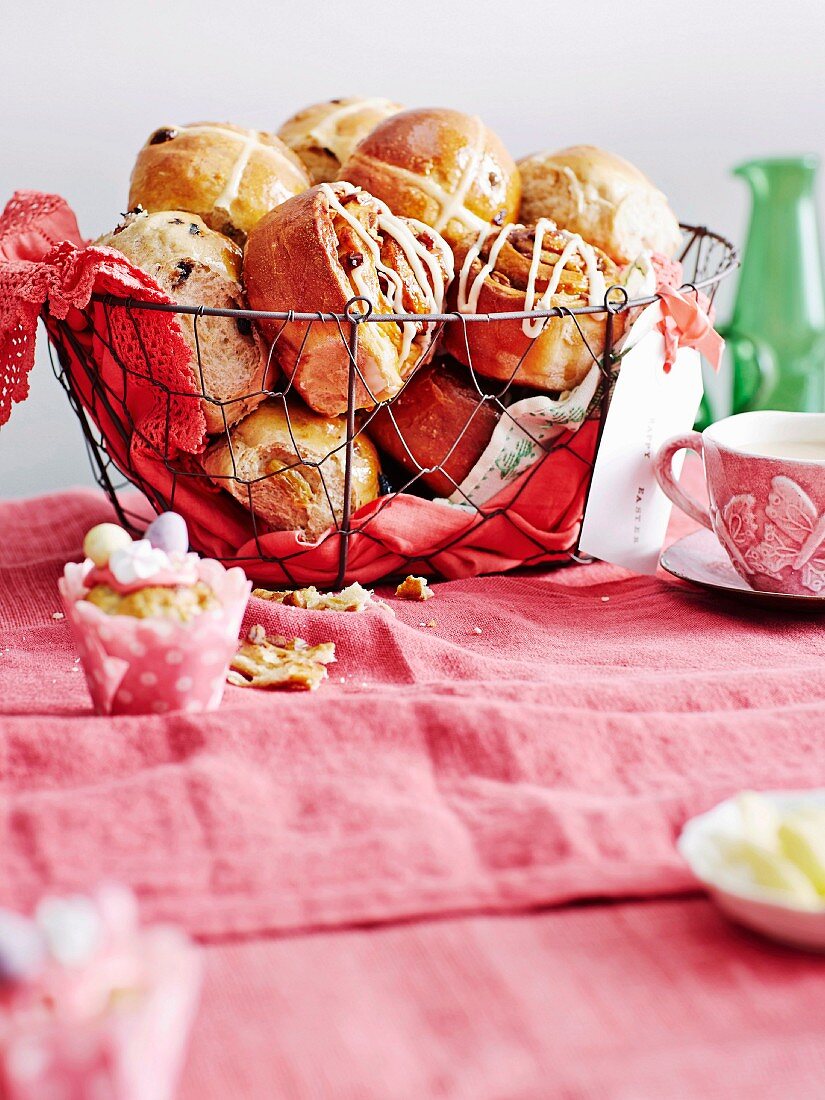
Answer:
660, 529, 825, 611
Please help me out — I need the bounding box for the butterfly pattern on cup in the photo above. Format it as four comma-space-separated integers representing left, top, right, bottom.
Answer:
712, 476, 825, 594
711, 493, 758, 579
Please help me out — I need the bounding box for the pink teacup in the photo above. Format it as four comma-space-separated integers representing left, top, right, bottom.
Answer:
655, 411, 825, 596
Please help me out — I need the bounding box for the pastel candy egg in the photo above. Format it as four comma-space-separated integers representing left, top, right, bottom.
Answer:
145, 512, 189, 555
36, 895, 102, 968
83, 523, 132, 567
0, 910, 46, 984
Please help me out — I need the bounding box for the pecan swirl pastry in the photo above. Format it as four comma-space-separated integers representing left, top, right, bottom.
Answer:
445, 220, 625, 392
243, 182, 454, 417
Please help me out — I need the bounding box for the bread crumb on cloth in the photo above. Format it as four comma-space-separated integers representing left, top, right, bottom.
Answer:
252, 581, 393, 614
395, 576, 434, 601
228, 629, 336, 691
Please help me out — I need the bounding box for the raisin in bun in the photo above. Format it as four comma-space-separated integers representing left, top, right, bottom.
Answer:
202, 399, 380, 541
95, 209, 266, 433
341, 108, 521, 248
129, 123, 310, 243
243, 182, 454, 417
518, 146, 681, 264
445, 220, 624, 392
278, 97, 404, 185
367, 358, 500, 497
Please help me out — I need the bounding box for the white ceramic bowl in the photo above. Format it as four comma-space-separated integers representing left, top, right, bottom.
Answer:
678, 790, 825, 952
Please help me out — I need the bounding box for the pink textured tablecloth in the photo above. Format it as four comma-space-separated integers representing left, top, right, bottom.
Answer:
2, 475, 825, 1097
183, 900, 825, 1100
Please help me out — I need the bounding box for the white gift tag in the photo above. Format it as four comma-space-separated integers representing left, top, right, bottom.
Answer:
578, 303, 704, 574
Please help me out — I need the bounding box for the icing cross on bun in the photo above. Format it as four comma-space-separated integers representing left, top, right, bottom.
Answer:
202, 398, 381, 541
243, 182, 454, 417
278, 97, 404, 184
129, 122, 311, 242
445, 219, 625, 392
341, 107, 521, 248
518, 145, 682, 264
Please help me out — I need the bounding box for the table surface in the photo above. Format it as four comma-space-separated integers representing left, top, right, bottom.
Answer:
3, 470, 825, 1100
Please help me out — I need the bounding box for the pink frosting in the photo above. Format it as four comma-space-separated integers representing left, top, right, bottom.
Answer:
84, 562, 198, 595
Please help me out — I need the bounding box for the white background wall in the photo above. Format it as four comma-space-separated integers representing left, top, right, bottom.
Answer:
1, 0, 823, 497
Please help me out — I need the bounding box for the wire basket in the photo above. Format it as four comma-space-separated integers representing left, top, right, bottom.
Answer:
44, 223, 737, 587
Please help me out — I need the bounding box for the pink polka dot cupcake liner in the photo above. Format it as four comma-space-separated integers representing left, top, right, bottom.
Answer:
0, 886, 201, 1100
59, 559, 251, 716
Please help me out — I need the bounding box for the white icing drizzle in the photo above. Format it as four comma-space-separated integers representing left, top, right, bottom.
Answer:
524, 219, 606, 336
171, 124, 302, 215
307, 98, 398, 166
456, 218, 607, 337
319, 182, 454, 364
458, 224, 514, 313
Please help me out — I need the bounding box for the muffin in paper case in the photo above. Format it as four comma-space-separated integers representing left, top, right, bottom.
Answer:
0, 884, 201, 1100
59, 557, 251, 716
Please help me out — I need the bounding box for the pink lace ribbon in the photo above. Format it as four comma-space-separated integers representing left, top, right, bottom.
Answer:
0, 191, 203, 450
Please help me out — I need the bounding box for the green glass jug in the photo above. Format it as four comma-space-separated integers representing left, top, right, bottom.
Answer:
720, 155, 825, 417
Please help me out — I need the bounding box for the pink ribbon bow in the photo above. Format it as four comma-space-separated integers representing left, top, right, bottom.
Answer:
651, 253, 725, 374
